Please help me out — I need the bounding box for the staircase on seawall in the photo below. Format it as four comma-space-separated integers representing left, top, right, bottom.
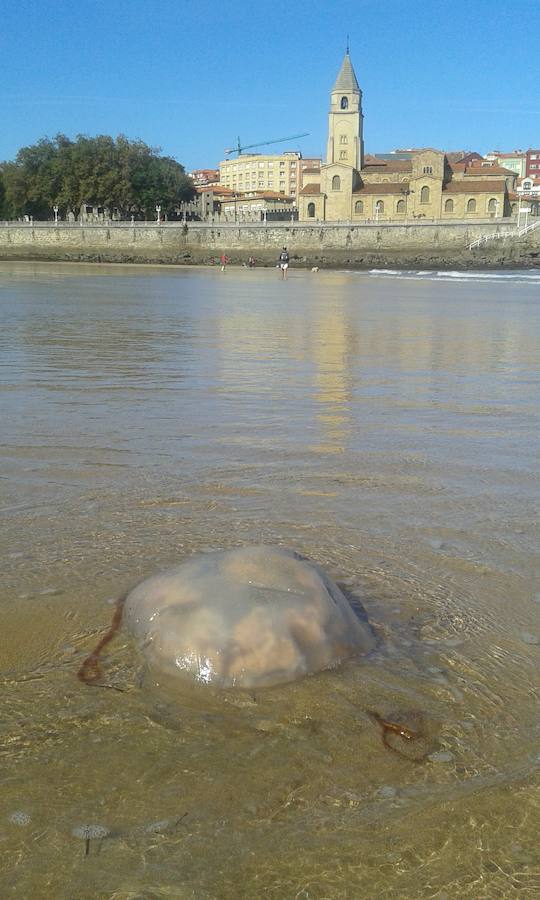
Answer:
469, 219, 540, 250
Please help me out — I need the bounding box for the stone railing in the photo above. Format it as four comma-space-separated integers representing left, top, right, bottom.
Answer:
0, 216, 519, 230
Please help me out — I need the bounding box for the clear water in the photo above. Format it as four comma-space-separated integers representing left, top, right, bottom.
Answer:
1, 261, 539, 898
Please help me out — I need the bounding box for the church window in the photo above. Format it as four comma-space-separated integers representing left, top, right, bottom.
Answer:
511, 202, 517, 214
420, 186, 430, 203
340, 135, 348, 144
355, 200, 363, 213
307, 202, 316, 217
375, 200, 384, 213
467, 198, 476, 213
488, 198, 497, 212
340, 96, 348, 109
339, 151, 348, 160
396, 199, 405, 213
332, 175, 341, 190
445, 198, 454, 212
423, 166, 433, 174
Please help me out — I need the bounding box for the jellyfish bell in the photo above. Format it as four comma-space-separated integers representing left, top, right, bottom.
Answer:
124, 546, 376, 690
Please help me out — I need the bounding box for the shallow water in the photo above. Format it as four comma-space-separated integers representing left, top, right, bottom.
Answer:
1, 261, 539, 898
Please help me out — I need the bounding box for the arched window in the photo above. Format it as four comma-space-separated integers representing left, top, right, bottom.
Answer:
523, 181, 532, 190
488, 198, 497, 212
340, 96, 348, 109
332, 175, 341, 190
511, 202, 517, 214
467, 198, 476, 213
339, 150, 348, 160
445, 198, 454, 212
307, 202, 315, 218
375, 200, 384, 214
340, 135, 348, 144
396, 199, 405, 213
423, 166, 433, 174
420, 186, 430, 203
355, 200, 363, 213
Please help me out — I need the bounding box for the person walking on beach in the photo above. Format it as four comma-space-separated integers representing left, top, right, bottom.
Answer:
278, 247, 290, 279
220, 253, 229, 272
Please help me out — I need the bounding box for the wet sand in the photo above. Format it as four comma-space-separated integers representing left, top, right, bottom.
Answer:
1, 261, 539, 898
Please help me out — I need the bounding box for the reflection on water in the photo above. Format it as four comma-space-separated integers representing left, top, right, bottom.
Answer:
1, 262, 539, 898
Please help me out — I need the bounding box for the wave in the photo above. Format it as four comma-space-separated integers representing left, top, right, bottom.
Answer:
367, 268, 540, 283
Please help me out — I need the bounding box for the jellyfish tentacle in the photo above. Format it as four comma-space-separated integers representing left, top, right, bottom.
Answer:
77, 592, 127, 686
366, 709, 428, 762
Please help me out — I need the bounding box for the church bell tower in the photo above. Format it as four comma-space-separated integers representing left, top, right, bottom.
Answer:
326, 51, 364, 171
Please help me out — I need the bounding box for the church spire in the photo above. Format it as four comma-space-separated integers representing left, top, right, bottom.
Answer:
332, 51, 360, 93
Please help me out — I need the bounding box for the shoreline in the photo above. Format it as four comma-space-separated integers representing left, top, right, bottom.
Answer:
1, 246, 539, 271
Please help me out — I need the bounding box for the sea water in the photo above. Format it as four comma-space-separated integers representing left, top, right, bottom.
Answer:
1, 262, 539, 898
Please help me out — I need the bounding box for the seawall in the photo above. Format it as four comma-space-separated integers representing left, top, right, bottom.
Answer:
0, 221, 539, 269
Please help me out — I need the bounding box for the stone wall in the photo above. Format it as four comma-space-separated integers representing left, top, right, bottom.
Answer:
0, 221, 539, 269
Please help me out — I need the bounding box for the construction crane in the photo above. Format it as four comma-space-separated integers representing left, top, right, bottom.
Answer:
225, 132, 310, 156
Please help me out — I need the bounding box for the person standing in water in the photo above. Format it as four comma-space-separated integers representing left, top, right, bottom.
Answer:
278, 247, 290, 279
220, 253, 229, 272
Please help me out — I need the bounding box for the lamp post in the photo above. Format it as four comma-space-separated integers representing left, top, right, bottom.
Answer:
155, 205, 161, 225
53, 205, 59, 225
400, 187, 414, 224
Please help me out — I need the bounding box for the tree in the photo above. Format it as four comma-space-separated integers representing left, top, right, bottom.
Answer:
0, 134, 194, 219
0, 168, 5, 218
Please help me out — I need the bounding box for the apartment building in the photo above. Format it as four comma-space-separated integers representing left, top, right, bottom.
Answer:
219, 152, 320, 201
485, 151, 527, 178
526, 149, 540, 177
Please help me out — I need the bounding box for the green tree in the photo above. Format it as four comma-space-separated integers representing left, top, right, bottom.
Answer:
0, 134, 194, 219
0, 168, 5, 218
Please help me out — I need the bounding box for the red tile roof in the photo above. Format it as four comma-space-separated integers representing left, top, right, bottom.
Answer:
244, 190, 293, 200
300, 183, 322, 194
450, 163, 514, 176
443, 180, 507, 193
196, 184, 234, 196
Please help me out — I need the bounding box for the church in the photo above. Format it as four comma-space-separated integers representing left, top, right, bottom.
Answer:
298, 52, 515, 222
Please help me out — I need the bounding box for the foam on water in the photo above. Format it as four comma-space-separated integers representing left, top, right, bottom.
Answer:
367, 267, 540, 284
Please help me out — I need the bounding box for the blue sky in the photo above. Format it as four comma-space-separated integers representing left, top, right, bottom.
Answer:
1, 0, 539, 170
